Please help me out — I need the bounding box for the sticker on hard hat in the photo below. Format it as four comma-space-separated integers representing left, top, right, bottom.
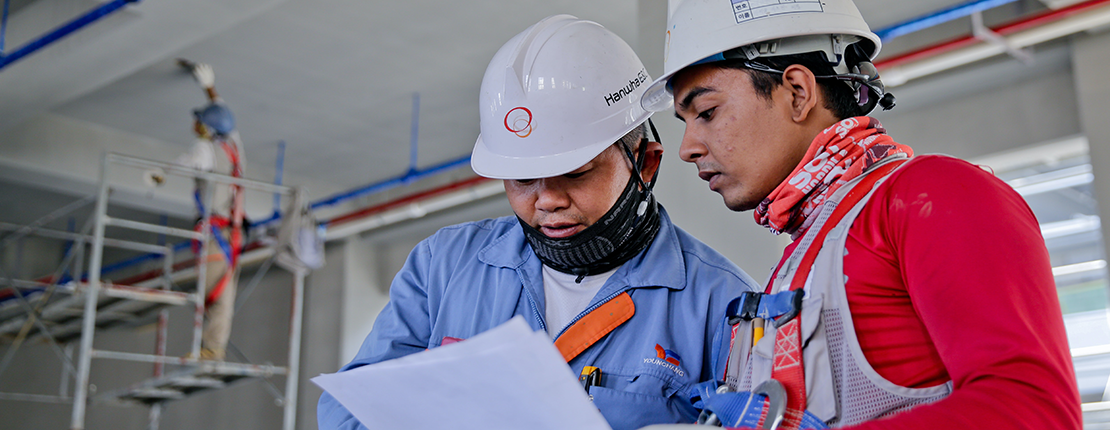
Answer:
730, 0, 823, 24
504, 107, 533, 138
604, 69, 649, 107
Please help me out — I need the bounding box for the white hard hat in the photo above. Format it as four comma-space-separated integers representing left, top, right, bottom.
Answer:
472, 15, 653, 180
642, 0, 882, 112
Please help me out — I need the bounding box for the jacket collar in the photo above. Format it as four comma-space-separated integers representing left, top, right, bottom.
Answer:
478, 207, 688, 292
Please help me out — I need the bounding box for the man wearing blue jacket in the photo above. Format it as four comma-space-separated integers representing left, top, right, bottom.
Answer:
317, 15, 758, 430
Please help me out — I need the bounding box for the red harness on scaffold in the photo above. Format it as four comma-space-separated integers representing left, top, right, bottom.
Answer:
191, 139, 244, 307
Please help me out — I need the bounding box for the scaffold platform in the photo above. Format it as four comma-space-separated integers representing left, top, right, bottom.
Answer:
0, 283, 188, 344
102, 360, 285, 405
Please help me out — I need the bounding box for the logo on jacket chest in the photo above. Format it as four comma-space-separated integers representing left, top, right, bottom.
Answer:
644, 344, 685, 377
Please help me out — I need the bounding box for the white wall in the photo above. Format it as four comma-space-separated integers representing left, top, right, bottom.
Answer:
1073, 29, 1110, 256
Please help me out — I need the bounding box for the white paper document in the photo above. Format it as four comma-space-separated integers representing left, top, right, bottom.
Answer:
312, 316, 612, 430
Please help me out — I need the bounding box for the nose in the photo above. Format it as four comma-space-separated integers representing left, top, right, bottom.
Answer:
678, 126, 706, 164
533, 178, 570, 213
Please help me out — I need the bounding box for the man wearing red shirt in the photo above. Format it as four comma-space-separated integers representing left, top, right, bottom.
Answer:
638, 0, 1081, 428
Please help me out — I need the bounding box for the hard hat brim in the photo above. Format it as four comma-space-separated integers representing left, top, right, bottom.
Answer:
471, 134, 617, 180
642, 77, 675, 113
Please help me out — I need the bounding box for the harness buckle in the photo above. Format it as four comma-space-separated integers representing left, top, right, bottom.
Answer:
753, 379, 787, 430
727, 291, 763, 325
772, 290, 805, 329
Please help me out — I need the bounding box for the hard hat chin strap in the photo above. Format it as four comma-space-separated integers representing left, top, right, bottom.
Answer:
620, 118, 663, 201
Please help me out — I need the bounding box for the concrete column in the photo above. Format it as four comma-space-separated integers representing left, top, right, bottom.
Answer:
340, 235, 391, 367
1072, 30, 1110, 257
298, 242, 346, 429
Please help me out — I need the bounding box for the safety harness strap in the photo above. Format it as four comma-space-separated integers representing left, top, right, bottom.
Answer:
190, 138, 245, 307
217, 139, 244, 267
554, 292, 635, 362
784, 159, 907, 293
763, 159, 906, 430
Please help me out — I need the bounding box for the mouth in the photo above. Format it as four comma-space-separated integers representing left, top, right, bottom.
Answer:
698, 170, 721, 190
540, 223, 582, 238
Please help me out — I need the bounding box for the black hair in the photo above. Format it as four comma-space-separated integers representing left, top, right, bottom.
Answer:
715, 51, 867, 120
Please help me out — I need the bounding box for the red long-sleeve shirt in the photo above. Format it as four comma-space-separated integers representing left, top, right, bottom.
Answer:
768, 155, 1080, 429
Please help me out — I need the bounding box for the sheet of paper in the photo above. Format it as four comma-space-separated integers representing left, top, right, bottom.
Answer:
312, 316, 612, 430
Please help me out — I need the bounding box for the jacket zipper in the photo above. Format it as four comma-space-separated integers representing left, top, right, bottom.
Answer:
518, 267, 547, 333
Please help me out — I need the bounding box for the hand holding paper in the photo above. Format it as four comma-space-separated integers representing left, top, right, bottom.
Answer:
313, 316, 612, 430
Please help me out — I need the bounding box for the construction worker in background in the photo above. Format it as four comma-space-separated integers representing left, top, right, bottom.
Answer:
318, 15, 759, 430
174, 60, 246, 361
638, 0, 1081, 429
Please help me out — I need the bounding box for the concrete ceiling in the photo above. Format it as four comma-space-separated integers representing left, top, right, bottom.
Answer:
0, 0, 1054, 197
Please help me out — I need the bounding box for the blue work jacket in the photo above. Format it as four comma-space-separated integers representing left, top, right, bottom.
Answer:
317, 208, 758, 430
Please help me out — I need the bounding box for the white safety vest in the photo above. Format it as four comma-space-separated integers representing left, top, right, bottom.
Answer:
725, 156, 951, 427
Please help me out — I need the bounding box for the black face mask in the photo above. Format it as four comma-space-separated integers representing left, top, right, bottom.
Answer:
518, 120, 663, 283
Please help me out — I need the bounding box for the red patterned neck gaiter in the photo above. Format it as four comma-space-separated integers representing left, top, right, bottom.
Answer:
754, 117, 913, 236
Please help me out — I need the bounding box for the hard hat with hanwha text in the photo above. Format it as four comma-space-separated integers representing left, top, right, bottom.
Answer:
642, 0, 882, 112
472, 15, 654, 180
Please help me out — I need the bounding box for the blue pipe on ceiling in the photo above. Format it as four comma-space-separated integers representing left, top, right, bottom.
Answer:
272, 140, 286, 220
1, 0, 11, 54
0, 0, 140, 70
252, 153, 474, 227
874, 0, 1021, 41
312, 154, 472, 213
409, 92, 421, 174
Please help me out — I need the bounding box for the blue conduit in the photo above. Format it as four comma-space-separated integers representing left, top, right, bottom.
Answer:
0, 0, 140, 70
272, 140, 286, 220
409, 92, 421, 174
1, 0, 10, 54
310, 154, 472, 218
874, 0, 1020, 41
251, 153, 474, 227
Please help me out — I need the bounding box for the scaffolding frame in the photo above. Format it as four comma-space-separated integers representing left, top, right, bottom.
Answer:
0, 153, 307, 430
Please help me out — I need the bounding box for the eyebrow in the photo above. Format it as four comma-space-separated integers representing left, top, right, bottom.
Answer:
674, 86, 716, 121
678, 86, 715, 111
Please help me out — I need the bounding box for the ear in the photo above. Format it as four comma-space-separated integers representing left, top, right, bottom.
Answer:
780, 64, 820, 124
639, 140, 664, 185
